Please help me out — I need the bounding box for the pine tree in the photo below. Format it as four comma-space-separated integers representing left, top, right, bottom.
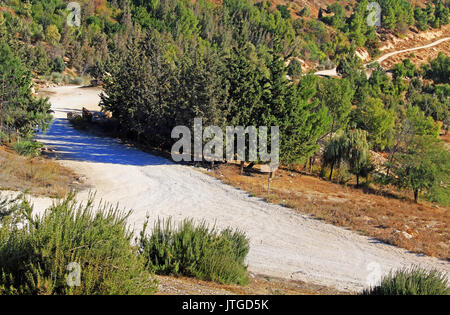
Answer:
318, 78, 354, 135
0, 41, 51, 137
354, 96, 395, 150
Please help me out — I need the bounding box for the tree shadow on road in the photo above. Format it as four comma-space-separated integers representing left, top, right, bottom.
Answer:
36, 118, 172, 166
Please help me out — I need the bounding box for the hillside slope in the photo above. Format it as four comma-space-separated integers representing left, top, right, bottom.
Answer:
32, 86, 449, 292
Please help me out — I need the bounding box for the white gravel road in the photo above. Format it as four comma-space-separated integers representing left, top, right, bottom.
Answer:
32, 86, 448, 292
314, 36, 450, 77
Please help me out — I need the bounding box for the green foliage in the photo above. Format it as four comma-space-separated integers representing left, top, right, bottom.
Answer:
426, 184, 450, 207
423, 53, 450, 84
323, 134, 348, 180
393, 59, 417, 80
0, 194, 157, 295
50, 72, 63, 84
416, 0, 450, 29
321, 3, 346, 31
377, 0, 414, 31
354, 96, 395, 149
323, 129, 373, 184
71, 76, 84, 85
45, 24, 61, 45
387, 136, 449, 202
336, 52, 365, 79
139, 218, 250, 285
0, 41, 51, 137
298, 7, 310, 17
344, 129, 372, 185
276, 5, 291, 19
408, 91, 449, 123
414, 7, 429, 31
28, 44, 51, 75
362, 267, 449, 295
404, 106, 440, 138
277, 74, 331, 165
287, 58, 302, 79
0, 131, 10, 144
51, 56, 66, 73
12, 140, 43, 157
318, 78, 354, 134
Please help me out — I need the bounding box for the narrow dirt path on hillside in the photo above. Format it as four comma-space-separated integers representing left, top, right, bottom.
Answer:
35, 86, 449, 292
314, 36, 450, 77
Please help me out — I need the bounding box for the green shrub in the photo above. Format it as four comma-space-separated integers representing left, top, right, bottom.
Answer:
50, 72, 63, 84
63, 74, 73, 84
139, 218, 250, 285
287, 59, 302, 79
71, 76, 84, 85
0, 194, 157, 295
12, 140, 43, 157
51, 56, 66, 73
0, 131, 10, 144
362, 267, 449, 295
277, 5, 291, 19
426, 185, 450, 207
298, 7, 310, 17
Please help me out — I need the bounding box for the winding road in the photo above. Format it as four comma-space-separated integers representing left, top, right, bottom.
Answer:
314, 36, 450, 77
33, 86, 449, 292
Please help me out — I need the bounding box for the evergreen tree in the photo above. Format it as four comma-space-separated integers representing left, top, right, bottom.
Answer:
388, 136, 450, 202
318, 78, 354, 135
354, 96, 395, 149
0, 41, 51, 137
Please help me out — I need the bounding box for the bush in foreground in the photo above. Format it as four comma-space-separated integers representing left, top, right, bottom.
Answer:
0, 194, 157, 295
139, 219, 250, 285
12, 140, 43, 157
362, 267, 449, 295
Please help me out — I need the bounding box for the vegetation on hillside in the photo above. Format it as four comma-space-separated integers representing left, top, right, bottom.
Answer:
0, 194, 157, 295
0, 193, 250, 294
139, 218, 250, 285
362, 267, 449, 295
1, 0, 446, 203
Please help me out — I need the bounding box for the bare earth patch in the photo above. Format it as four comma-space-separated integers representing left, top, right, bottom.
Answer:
380, 36, 450, 69
156, 273, 343, 295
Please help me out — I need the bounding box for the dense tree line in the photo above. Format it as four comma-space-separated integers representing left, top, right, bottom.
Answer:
101, 28, 330, 166
0, 0, 448, 204
1, 0, 448, 81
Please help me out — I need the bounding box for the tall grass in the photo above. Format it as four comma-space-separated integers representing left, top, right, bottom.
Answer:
139, 218, 250, 285
0, 194, 157, 295
0, 147, 75, 198
362, 267, 449, 295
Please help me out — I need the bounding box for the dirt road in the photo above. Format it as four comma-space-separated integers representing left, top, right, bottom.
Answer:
34, 86, 449, 292
314, 36, 450, 77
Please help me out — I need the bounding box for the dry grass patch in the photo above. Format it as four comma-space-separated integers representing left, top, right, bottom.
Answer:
0, 146, 80, 198
209, 164, 449, 260
156, 274, 344, 295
